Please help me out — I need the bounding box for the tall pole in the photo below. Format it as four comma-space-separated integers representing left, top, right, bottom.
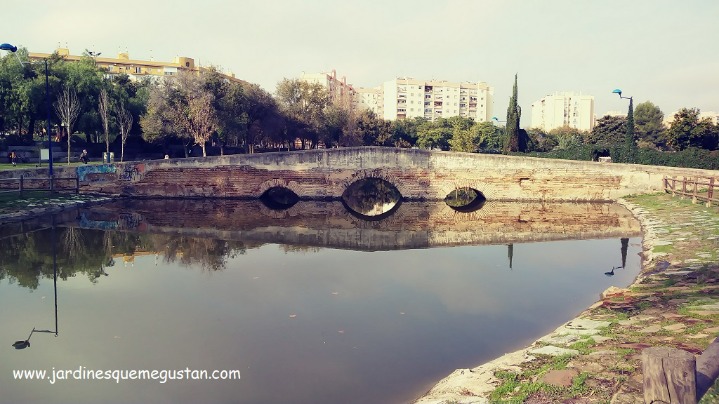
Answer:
52, 215, 58, 336
45, 59, 54, 188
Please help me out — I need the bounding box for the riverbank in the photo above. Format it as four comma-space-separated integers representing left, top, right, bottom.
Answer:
414, 193, 719, 403
0, 191, 114, 226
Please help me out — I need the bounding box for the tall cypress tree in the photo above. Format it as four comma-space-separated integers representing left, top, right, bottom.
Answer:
625, 98, 637, 163
503, 74, 523, 153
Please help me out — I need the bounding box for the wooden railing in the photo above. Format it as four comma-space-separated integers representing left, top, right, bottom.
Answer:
643, 338, 719, 403
664, 176, 717, 207
0, 175, 79, 196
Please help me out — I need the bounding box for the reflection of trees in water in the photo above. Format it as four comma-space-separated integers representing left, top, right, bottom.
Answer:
445, 188, 479, 207
342, 178, 401, 216
63, 227, 86, 260
0, 228, 143, 289
0, 227, 255, 288
145, 234, 249, 272
281, 245, 322, 254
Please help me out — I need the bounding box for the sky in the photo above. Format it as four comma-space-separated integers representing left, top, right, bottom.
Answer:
4, 0, 718, 125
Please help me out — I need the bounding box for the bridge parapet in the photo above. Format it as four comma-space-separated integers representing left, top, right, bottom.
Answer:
19, 147, 716, 201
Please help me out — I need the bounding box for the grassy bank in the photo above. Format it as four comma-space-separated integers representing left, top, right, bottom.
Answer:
492, 193, 719, 403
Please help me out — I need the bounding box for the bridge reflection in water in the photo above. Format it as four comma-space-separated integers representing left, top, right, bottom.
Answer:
66, 199, 641, 252
0, 198, 644, 404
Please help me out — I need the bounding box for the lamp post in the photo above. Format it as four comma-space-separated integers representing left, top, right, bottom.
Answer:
492, 116, 506, 125
1, 43, 53, 181
612, 88, 636, 163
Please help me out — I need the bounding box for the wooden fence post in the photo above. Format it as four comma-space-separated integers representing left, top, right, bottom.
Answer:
697, 337, 719, 400
643, 346, 697, 404
708, 177, 715, 208
692, 178, 698, 204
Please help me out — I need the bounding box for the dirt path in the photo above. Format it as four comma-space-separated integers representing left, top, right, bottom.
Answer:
414, 193, 719, 404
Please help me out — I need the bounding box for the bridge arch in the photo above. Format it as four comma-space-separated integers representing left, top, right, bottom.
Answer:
257, 178, 303, 198
341, 169, 410, 200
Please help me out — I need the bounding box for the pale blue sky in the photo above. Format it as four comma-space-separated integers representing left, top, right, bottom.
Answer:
4, 0, 718, 124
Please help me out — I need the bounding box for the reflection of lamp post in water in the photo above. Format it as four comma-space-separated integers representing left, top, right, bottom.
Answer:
12, 217, 59, 349
604, 238, 629, 277
507, 244, 514, 269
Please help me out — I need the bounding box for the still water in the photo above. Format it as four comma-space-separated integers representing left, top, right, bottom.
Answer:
0, 200, 642, 404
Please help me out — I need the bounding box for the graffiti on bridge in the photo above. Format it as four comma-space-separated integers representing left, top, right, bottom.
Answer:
119, 163, 145, 182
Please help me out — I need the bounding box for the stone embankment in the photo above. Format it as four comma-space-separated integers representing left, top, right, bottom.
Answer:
414, 193, 719, 404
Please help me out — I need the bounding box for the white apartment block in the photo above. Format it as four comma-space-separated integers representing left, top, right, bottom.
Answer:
381, 78, 493, 122
531, 92, 595, 131
354, 86, 384, 117
300, 70, 356, 108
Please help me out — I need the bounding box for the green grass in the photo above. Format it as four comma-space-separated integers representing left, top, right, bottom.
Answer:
569, 338, 596, 355
653, 244, 674, 254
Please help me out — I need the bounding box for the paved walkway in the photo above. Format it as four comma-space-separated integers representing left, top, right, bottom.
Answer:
415, 193, 719, 403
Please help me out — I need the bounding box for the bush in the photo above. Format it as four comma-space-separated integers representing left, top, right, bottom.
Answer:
523, 144, 719, 170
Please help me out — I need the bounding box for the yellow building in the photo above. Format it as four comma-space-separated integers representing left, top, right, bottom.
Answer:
28, 47, 244, 84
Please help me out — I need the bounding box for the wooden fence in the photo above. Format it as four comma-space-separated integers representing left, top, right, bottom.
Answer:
664, 176, 717, 207
0, 175, 79, 196
643, 338, 719, 403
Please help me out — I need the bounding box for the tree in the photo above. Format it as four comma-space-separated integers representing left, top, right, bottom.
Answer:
115, 99, 133, 162
98, 87, 111, 161
476, 121, 504, 151
54, 87, 81, 164
503, 74, 526, 152
549, 126, 584, 149
184, 92, 218, 157
694, 118, 719, 150
416, 119, 452, 150
275, 78, 330, 149
202, 69, 248, 154
624, 98, 637, 162
388, 117, 422, 148
525, 128, 557, 152
447, 116, 478, 152
243, 83, 282, 152
586, 115, 626, 145
140, 72, 218, 157
664, 108, 700, 151
634, 101, 665, 149
352, 110, 391, 146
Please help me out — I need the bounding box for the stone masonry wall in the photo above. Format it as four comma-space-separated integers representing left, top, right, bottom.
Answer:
4, 147, 718, 202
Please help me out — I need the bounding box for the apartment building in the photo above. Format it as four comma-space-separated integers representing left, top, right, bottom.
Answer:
28, 47, 244, 84
381, 78, 493, 122
531, 92, 595, 131
354, 86, 383, 117
300, 70, 356, 108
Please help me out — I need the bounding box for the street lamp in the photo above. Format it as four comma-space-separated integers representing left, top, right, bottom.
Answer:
612, 88, 636, 163
1, 42, 54, 181
492, 116, 506, 125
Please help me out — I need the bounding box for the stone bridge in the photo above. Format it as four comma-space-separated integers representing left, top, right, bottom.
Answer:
3, 147, 719, 201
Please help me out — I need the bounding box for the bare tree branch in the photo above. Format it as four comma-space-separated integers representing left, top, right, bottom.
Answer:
54, 87, 81, 164
115, 99, 133, 162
